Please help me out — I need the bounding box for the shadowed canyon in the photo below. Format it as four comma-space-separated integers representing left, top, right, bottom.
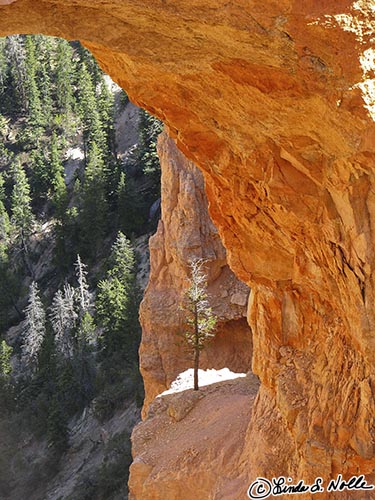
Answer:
2, 1, 375, 498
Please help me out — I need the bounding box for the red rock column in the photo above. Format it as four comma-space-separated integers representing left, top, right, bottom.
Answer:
139, 131, 252, 415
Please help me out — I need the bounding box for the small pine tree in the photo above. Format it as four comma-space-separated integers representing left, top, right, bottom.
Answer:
77, 311, 96, 347
54, 38, 75, 115
0, 250, 22, 330
11, 161, 34, 276
0, 337, 15, 416
0, 339, 13, 413
96, 232, 136, 355
30, 149, 49, 201
24, 35, 44, 130
0, 203, 10, 260
0, 38, 7, 97
74, 254, 90, 315
77, 62, 105, 155
22, 281, 46, 371
108, 232, 135, 281
0, 339, 12, 378
97, 78, 116, 165
138, 109, 163, 177
79, 142, 108, 258
181, 259, 217, 391
11, 160, 34, 256
0, 173, 11, 258
49, 132, 67, 213
50, 284, 77, 358
5, 35, 28, 115
33, 35, 53, 123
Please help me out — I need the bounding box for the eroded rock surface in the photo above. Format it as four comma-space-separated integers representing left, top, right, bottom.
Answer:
129, 373, 260, 500
3, 0, 375, 496
140, 132, 251, 414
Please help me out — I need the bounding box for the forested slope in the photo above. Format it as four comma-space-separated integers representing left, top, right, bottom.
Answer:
0, 34, 161, 500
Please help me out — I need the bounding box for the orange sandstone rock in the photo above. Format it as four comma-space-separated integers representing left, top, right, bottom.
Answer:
140, 131, 252, 415
3, 0, 375, 497
129, 374, 260, 500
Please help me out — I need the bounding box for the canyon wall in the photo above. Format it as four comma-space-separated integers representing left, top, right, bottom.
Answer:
2, 0, 375, 496
140, 131, 251, 415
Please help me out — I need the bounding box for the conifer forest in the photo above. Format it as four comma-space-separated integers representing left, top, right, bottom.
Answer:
0, 34, 162, 500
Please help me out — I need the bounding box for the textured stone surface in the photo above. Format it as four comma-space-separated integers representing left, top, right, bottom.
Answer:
128, 374, 260, 500
140, 131, 251, 415
3, 0, 375, 496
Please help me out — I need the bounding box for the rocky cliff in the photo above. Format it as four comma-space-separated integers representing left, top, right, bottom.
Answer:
140, 131, 251, 415
2, 0, 375, 497
129, 372, 260, 500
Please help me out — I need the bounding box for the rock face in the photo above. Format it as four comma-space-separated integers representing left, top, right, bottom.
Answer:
129, 373, 260, 500
140, 131, 251, 414
3, 0, 375, 495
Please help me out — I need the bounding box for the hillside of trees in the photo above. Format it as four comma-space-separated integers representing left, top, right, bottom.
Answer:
0, 34, 162, 500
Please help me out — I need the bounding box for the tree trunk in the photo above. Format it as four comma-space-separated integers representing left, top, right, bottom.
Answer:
193, 301, 199, 390
194, 346, 199, 391
21, 229, 35, 280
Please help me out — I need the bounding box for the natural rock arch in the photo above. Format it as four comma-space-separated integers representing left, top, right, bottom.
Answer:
3, 0, 375, 489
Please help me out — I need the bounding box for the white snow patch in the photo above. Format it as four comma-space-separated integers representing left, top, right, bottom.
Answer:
159, 368, 246, 396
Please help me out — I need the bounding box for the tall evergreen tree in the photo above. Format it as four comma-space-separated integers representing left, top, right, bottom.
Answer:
24, 36, 44, 129
96, 232, 137, 356
34, 35, 53, 123
11, 160, 34, 248
138, 109, 162, 178
97, 78, 115, 158
50, 284, 77, 359
107, 231, 135, 285
29, 149, 49, 201
49, 132, 67, 213
77, 311, 96, 346
75, 43, 102, 88
0, 173, 11, 259
80, 142, 108, 258
0, 38, 7, 96
0, 113, 11, 166
0, 340, 12, 378
0, 250, 22, 330
77, 62, 105, 156
0, 339, 14, 415
74, 254, 90, 315
22, 282, 46, 371
5, 35, 27, 115
54, 39, 75, 115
